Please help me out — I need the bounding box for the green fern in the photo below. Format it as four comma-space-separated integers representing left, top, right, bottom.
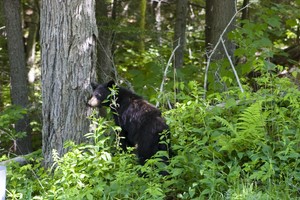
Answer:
231, 101, 267, 151
212, 116, 236, 153
215, 101, 267, 153
213, 116, 237, 135
238, 101, 266, 135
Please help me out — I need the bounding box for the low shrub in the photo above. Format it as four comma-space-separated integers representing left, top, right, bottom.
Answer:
5, 77, 300, 199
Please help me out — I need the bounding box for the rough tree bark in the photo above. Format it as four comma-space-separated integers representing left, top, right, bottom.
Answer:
40, 0, 97, 168
173, 0, 188, 68
3, 0, 32, 154
205, 0, 236, 60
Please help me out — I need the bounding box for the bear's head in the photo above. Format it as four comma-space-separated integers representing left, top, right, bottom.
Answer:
88, 80, 115, 107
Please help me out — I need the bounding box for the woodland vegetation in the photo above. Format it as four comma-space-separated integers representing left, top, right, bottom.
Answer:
1, 0, 300, 199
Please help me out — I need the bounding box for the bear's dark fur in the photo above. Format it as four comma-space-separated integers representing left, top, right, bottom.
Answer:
88, 80, 170, 166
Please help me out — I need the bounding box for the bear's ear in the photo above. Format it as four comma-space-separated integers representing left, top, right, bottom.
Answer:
91, 82, 98, 90
106, 80, 115, 88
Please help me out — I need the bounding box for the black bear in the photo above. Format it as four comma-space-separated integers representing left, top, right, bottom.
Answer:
88, 80, 170, 167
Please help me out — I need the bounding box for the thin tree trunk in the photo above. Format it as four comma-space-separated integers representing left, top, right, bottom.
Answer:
40, 0, 97, 168
0, 78, 3, 110
241, 0, 249, 22
139, 0, 147, 52
173, 0, 188, 68
3, 0, 32, 154
152, 0, 162, 46
96, 0, 114, 83
111, 0, 118, 21
110, 0, 119, 55
25, 0, 40, 83
205, 0, 236, 61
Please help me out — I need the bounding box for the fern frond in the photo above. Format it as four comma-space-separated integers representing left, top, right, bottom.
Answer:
213, 116, 237, 135
237, 101, 266, 136
231, 101, 267, 151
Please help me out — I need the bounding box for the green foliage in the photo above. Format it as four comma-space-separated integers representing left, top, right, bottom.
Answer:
117, 46, 170, 100
0, 106, 27, 155
216, 101, 267, 153
228, 18, 278, 85
5, 115, 170, 199
3, 1, 300, 199
116, 44, 202, 103
220, 2, 300, 93
6, 74, 300, 199
164, 76, 300, 199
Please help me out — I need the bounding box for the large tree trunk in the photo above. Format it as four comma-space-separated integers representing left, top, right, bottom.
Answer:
205, 0, 236, 61
40, 0, 97, 168
3, 0, 32, 154
173, 0, 188, 68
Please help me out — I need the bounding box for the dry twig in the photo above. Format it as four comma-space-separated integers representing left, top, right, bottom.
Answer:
156, 39, 181, 107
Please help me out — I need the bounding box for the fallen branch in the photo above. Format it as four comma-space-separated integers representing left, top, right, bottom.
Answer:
0, 156, 28, 166
0, 151, 39, 166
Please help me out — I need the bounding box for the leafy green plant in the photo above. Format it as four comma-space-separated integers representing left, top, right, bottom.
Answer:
215, 101, 267, 153
5, 75, 300, 199
0, 106, 27, 155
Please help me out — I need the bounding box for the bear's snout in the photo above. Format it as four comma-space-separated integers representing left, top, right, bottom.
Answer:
88, 96, 100, 107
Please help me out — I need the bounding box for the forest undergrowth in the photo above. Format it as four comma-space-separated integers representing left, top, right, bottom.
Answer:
3, 74, 300, 200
